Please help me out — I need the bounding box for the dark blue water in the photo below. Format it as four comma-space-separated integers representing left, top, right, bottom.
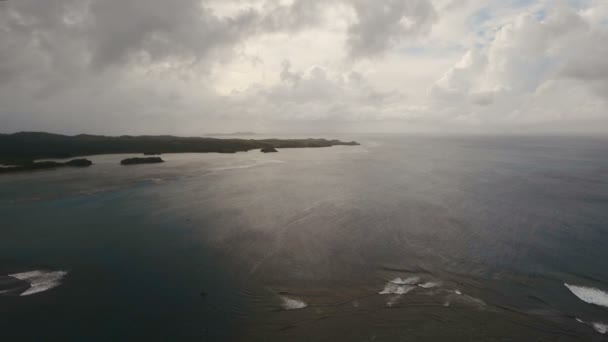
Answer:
1, 135, 607, 340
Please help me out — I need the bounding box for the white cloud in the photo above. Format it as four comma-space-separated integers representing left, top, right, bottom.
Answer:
346, 0, 437, 58
0, 0, 607, 134
427, 2, 608, 130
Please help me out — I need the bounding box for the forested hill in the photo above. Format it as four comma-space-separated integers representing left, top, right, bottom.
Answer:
0, 132, 359, 164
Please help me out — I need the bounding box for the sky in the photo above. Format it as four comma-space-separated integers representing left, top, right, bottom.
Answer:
1, 0, 607, 135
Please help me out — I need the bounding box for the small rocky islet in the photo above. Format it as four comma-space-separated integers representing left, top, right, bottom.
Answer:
120, 157, 165, 165
260, 146, 278, 153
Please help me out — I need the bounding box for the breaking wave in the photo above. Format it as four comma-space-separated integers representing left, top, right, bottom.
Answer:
592, 322, 608, 334
280, 296, 307, 310
379, 277, 420, 295
390, 277, 420, 285
575, 318, 607, 334
379, 277, 444, 295
9, 270, 68, 296
564, 283, 608, 308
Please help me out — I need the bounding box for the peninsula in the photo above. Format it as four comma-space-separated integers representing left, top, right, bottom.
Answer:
0, 132, 359, 168
0, 158, 92, 174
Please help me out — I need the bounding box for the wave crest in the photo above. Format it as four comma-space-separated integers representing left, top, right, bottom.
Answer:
565, 283, 608, 308
280, 296, 307, 310
9, 270, 68, 296
379, 278, 420, 295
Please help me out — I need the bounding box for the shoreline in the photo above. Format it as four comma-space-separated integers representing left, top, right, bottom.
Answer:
0, 132, 359, 167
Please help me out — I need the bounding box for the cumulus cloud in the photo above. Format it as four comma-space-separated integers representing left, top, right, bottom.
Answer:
0, 0, 607, 134
229, 61, 404, 123
428, 2, 608, 129
346, 0, 437, 58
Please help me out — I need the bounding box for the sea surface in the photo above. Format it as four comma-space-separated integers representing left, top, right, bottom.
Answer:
1, 134, 608, 341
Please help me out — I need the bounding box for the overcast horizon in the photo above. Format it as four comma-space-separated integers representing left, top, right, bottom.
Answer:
1, 0, 608, 136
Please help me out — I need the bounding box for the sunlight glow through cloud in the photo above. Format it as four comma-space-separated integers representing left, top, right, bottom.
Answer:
0, 0, 607, 134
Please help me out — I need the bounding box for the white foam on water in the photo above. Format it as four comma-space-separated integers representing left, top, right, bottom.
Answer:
443, 289, 486, 309
574, 318, 608, 334
280, 296, 307, 310
390, 277, 420, 285
379, 282, 417, 295
379, 277, 441, 295
386, 295, 402, 307
9, 270, 68, 296
461, 294, 486, 307
564, 283, 608, 308
592, 322, 608, 334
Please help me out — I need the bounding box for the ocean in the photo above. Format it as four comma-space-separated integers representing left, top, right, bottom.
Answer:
1, 134, 607, 341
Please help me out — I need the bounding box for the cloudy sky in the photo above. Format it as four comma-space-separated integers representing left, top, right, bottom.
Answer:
1, 0, 607, 135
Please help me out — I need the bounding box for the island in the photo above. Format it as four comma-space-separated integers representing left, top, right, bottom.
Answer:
121, 157, 164, 165
260, 146, 278, 153
0, 132, 359, 173
0, 158, 92, 174
65, 159, 93, 167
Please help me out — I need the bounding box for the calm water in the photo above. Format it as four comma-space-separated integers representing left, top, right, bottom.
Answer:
1, 135, 608, 341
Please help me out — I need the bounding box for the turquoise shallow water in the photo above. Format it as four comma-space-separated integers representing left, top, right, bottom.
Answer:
1, 135, 608, 340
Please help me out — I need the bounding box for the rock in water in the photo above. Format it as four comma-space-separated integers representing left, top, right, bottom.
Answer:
120, 157, 164, 165
260, 147, 278, 153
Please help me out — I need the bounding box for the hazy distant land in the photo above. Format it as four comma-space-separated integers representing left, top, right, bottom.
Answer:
207, 131, 257, 136
0, 132, 359, 171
